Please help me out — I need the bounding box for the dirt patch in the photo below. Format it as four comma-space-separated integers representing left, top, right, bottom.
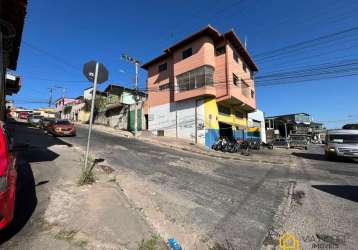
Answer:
114, 168, 214, 250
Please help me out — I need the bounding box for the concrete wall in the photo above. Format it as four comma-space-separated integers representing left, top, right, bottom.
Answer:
149, 99, 205, 144
95, 106, 129, 129
248, 109, 266, 143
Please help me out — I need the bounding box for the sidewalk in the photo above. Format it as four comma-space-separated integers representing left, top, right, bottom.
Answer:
75, 122, 295, 165
74, 122, 134, 138
1, 122, 167, 250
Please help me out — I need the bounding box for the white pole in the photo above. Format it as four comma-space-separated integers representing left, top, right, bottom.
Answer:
134, 62, 138, 136
84, 62, 99, 170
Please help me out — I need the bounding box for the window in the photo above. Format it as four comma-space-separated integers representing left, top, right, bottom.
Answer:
241, 79, 250, 97
215, 46, 226, 56
235, 111, 244, 119
182, 48, 192, 59
159, 83, 170, 91
158, 63, 167, 72
176, 65, 214, 92
243, 62, 247, 72
233, 73, 239, 86
251, 90, 255, 98
233, 52, 239, 63
218, 104, 230, 115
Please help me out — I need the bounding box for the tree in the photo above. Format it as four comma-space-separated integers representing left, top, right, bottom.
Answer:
63, 105, 72, 114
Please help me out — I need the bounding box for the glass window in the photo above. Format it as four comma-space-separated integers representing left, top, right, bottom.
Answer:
233, 52, 239, 63
182, 48, 192, 59
218, 104, 230, 115
233, 73, 239, 86
241, 79, 249, 97
215, 46, 226, 56
243, 62, 247, 72
251, 90, 255, 98
329, 134, 358, 144
159, 83, 170, 91
56, 120, 71, 125
158, 63, 167, 72
235, 111, 244, 119
176, 65, 214, 92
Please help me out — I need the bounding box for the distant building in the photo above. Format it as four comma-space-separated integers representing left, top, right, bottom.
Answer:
94, 84, 146, 131
265, 113, 325, 142
55, 97, 76, 119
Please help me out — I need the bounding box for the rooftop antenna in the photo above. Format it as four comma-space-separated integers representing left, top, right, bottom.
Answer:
244, 35, 248, 49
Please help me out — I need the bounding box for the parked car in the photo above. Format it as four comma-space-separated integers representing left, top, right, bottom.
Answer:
48, 120, 76, 136
18, 112, 29, 120
40, 117, 55, 130
0, 122, 17, 230
325, 129, 358, 160
28, 115, 43, 127
289, 134, 308, 150
271, 138, 290, 149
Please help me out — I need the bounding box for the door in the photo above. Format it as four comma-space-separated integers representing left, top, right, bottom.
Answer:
128, 109, 142, 131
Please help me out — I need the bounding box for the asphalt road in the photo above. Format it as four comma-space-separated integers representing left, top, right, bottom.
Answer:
2, 123, 358, 249
63, 126, 293, 248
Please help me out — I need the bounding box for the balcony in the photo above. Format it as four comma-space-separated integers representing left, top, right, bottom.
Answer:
174, 65, 216, 101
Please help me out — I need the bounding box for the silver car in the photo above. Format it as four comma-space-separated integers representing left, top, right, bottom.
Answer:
29, 115, 43, 127
325, 129, 358, 160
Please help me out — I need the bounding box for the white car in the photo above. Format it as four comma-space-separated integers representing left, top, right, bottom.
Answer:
325, 129, 358, 160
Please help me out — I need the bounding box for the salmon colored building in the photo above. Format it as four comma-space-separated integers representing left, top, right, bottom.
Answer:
142, 25, 259, 148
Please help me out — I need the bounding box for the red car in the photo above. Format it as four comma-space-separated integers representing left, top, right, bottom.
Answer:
0, 122, 17, 230
48, 120, 76, 136
18, 112, 29, 120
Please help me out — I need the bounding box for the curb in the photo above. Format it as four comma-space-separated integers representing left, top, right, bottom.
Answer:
73, 123, 290, 166
74, 123, 133, 138
139, 137, 288, 165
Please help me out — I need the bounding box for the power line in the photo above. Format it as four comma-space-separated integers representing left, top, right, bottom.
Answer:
253, 26, 358, 59
22, 41, 80, 72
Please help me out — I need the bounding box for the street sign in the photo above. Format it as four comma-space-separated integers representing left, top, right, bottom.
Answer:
83, 60, 108, 84
82, 60, 108, 174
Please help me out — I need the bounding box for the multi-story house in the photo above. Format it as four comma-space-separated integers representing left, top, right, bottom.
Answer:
55, 97, 76, 119
142, 25, 259, 148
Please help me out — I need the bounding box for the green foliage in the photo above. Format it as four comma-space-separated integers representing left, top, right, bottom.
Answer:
63, 105, 72, 114
82, 98, 101, 112
138, 235, 161, 250
78, 155, 96, 186
55, 229, 77, 241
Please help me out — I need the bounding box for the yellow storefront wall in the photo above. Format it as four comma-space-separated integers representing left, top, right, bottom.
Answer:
204, 97, 247, 130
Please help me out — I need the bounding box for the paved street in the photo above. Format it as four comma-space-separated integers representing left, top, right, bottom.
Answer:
60, 125, 358, 249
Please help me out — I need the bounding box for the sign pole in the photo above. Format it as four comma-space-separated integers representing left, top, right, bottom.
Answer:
84, 62, 99, 171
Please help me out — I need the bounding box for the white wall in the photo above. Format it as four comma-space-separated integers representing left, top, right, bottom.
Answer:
248, 109, 266, 143
149, 99, 205, 144
84, 88, 93, 100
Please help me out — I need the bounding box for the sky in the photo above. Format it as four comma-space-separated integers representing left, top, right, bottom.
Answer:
11, 0, 358, 128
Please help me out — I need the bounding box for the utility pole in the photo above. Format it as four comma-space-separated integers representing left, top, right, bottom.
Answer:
54, 86, 66, 119
121, 54, 141, 136
48, 87, 53, 108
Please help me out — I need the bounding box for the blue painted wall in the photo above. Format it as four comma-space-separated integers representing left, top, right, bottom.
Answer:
205, 129, 220, 148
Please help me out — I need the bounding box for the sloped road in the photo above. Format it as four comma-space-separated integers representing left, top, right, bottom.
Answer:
62, 126, 358, 249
